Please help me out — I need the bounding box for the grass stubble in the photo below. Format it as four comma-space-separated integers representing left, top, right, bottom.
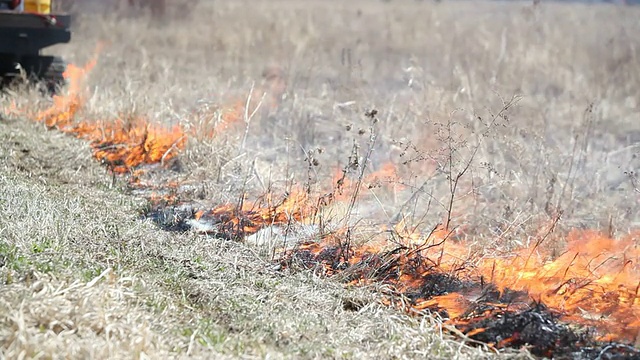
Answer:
1, 0, 639, 359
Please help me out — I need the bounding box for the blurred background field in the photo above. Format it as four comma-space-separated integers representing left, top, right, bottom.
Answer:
41, 0, 640, 240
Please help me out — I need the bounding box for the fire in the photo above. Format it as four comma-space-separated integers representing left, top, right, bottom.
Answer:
194, 188, 316, 239
281, 222, 640, 348
20, 50, 286, 176
7, 49, 639, 357
36, 61, 94, 128
33, 59, 189, 174
188, 171, 638, 353
477, 230, 640, 342
177, 160, 639, 349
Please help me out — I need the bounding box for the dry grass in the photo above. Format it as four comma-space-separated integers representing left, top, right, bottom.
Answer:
1, 0, 639, 358
0, 118, 522, 359
48, 0, 640, 233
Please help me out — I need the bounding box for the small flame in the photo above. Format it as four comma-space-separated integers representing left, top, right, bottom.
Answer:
197, 188, 315, 238
34, 57, 189, 174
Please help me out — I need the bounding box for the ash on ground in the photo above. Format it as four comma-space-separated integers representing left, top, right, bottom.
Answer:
142, 203, 323, 250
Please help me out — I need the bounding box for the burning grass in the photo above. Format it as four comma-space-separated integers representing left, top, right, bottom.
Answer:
31, 52, 279, 176
2, 0, 640, 358
0, 122, 506, 359
281, 229, 640, 357
11, 50, 640, 360
145, 183, 640, 358
34, 59, 187, 174
135, 122, 640, 357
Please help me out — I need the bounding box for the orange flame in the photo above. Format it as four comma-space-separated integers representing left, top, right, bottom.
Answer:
196, 188, 316, 237
10, 49, 639, 352
192, 166, 639, 346
285, 222, 640, 344
15, 54, 286, 213
35, 58, 188, 174
476, 230, 640, 342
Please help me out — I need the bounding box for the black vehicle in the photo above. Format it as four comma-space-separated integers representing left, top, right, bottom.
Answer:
0, 0, 71, 93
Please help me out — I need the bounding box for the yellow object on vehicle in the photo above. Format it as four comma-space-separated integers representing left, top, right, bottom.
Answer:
24, 0, 51, 14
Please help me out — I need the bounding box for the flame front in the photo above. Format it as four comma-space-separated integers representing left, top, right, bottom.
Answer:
284, 224, 640, 346
191, 181, 639, 344
34, 60, 188, 173
478, 230, 640, 342
188, 165, 640, 346
7, 54, 640, 356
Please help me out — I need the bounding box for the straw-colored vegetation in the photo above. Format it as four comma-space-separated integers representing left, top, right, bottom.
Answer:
1, 0, 639, 358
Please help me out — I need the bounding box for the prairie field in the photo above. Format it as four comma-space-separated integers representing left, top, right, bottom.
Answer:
1, 0, 640, 359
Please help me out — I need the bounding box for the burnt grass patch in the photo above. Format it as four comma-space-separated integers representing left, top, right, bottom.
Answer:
141, 204, 196, 232
280, 242, 640, 359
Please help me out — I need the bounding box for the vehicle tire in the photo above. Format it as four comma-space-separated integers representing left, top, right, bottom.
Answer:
20, 55, 68, 95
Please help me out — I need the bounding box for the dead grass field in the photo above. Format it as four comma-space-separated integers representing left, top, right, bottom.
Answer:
1, 0, 640, 358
